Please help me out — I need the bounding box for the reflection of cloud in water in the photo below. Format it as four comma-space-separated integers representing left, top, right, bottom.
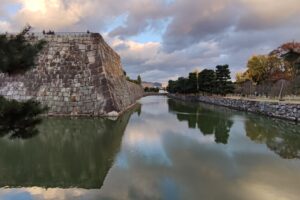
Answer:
160, 177, 180, 200
1, 190, 33, 200
1, 97, 300, 200
115, 152, 129, 169
138, 96, 169, 116
0, 187, 94, 200
99, 127, 300, 200
123, 127, 173, 166
236, 164, 300, 200
119, 110, 216, 168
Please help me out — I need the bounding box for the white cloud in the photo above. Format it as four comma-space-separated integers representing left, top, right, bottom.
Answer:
0, 20, 13, 31
15, 0, 85, 30
1, 0, 300, 82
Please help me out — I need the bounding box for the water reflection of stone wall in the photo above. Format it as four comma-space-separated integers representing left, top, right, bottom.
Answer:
168, 98, 300, 159
168, 99, 233, 144
246, 115, 300, 159
0, 104, 140, 189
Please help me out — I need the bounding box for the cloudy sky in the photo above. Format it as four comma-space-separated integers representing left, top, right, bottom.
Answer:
1, 0, 300, 83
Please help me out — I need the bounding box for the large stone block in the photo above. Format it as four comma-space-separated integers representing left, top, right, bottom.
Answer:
0, 33, 143, 116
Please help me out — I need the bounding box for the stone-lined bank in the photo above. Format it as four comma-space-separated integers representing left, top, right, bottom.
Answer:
168, 94, 300, 122
0, 33, 143, 116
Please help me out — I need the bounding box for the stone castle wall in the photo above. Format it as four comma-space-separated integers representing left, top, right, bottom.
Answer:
168, 94, 300, 122
0, 33, 143, 116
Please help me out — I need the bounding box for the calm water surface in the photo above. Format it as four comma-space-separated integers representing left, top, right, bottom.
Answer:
0, 96, 300, 200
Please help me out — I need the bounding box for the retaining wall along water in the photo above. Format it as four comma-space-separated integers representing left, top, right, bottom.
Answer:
168, 94, 300, 122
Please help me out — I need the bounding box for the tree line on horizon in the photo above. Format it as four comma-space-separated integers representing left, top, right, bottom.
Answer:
144, 87, 159, 93
167, 65, 234, 95
126, 74, 142, 85
123, 70, 142, 85
167, 42, 300, 98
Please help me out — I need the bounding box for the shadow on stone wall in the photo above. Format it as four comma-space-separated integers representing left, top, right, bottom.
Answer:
0, 103, 141, 189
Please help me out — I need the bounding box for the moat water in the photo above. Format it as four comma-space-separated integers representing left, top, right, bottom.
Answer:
0, 96, 300, 200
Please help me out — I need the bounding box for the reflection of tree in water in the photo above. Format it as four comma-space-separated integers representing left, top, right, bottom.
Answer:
168, 99, 198, 128
0, 104, 141, 189
137, 104, 142, 116
0, 97, 48, 139
246, 116, 300, 159
168, 99, 233, 144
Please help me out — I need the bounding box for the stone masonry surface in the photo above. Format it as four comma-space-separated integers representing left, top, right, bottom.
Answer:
168, 94, 300, 122
0, 33, 143, 116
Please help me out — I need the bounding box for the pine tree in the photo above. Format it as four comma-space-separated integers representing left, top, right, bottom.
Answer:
198, 69, 216, 94
137, 75, 142, 85
215, 65, 234, 95
0, 26, 47, 139
0, 26, 46, 75
167, 80, 177, 93
187, 72, 198, 93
